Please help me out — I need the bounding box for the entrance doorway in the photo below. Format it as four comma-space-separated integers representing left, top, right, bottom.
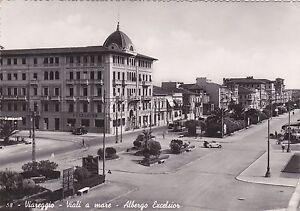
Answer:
55, 118, 60, 130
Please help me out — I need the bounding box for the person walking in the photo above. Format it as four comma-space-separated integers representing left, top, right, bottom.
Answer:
281, 142, 285, 152
82, 139, 85, 147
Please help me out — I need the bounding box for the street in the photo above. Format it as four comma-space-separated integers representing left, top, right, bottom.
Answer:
1, 111, 300, 211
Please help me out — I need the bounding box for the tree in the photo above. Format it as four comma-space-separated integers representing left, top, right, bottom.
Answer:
185, 120, 206, 136
22, 161, 39, 172
0, 170, 23, 191
74, 167, 90, 182
38, 160, 58, 171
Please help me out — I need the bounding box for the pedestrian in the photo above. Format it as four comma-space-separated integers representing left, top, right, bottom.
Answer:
162, 130, 165, 139
281, 143, 285, 152
82, 139, 85, 147
292, 111, 295, 115
275, 131, 278, 139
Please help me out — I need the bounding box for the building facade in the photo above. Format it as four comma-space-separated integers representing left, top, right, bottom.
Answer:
0, 23, 157, 134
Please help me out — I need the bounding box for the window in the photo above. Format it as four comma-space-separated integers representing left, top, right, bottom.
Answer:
43, 87, 48, 96
44, 104, 48, 112
69, 56, 74, 64
7, 88, 11, 96
34, 58, 38, 65
7, 58, 11, 65
22, 58, 26, 65
33, 73, 38, 80
117, 72, 120, 80
49, 71, 54, 80
55, 103, 60, 112
90, 71, 94, 80
83, 87, 88, 96
54, 88, 59, 96
69, 72, 73, 80
14, 103, 18, 111
22, 103, 26, 111
0, 73, 2, 80
55, 57, 59, 64
44, 72, 48, 80
22, 88, 26, 96
76, 56, 81, 64
97, 71, 102, 80
95, 119, 104, 128
69, 87, 74, 96
55, 71, 59, 80
90, 56, 95, 64
34, 88, 37, 96
76, 72, 80, 80
97, 87, 102, 97
68, 104, 74, 112
13, 88, 17, 96
13, 73, 18, 80
97, 103, 102, 112
97, 55, 102, 64
50, 57, 54, 64
113, 72, 116, 80
81, 119, 89, 127
7, 73, 11, 80
67, 119, 76, 127
22, 73, 26, 80
13, 58, 17, 65
44, 57, 48, 64
83, 56, 87, 64
83, 103, 88, 112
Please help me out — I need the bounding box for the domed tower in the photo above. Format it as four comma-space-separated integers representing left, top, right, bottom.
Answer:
103, 22, 136, 55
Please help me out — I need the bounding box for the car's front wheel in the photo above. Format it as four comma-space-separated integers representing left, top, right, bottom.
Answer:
218, 145, 222, 148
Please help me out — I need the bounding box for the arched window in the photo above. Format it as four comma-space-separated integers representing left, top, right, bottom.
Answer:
55, 71, 59, 80
49, 71, 54, 80
44, 71, 48, 80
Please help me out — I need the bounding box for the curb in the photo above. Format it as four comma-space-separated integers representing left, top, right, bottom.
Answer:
287, 178, 300, 211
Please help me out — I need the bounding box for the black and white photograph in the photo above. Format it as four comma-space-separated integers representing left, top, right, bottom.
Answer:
0, 1, 300, 210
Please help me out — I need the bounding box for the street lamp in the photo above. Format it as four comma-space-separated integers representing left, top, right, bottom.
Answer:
102, 90, 106, 176
287, 102, 291, 153
265, 98, 272, 177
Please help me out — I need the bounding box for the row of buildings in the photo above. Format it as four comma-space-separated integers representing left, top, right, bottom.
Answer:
0, 23, 298, 134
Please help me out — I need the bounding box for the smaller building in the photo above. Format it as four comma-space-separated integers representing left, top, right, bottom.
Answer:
238, 86, 260, 109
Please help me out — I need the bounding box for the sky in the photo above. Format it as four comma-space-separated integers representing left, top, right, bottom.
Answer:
1, 1, 300, 88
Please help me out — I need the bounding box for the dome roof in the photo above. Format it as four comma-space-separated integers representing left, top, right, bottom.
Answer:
103, 23, 136, 53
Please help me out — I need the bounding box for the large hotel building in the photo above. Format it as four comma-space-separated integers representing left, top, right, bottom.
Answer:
0, 23, 156, 133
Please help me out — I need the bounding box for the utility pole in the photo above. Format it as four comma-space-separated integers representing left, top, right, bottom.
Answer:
287, 101, 291, 152
32, 111, 36, 162
265, 118, 271, 177
102, 91, 106, 176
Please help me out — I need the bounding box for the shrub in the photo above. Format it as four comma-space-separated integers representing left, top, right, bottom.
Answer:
22, 161, 39, 172
147, 140, 161, 157
133, 139, 142, 148
38, 160, 58, 171
170, 142, 181, 154
0, 170, 23, 191
106, 147, 117, 156
74, 167, 90, 182
22, 179, 35, 189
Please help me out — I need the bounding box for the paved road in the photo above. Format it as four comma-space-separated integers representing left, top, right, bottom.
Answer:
80, 111, 300, 211
0, 126, 166, 167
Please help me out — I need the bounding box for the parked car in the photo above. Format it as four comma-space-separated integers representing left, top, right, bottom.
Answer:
72, 127, 88, 135
24, 140, 32, 145
203, 140, 222, 148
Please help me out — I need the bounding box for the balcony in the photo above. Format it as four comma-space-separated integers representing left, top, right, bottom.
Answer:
2, 95, 27, 101
65, 96, 76, 101
50, 96, 61, 101
128, 95, 140, 103
141, 96, 152, 101
41, 96, 50, 101
112, 79, 121, 87
30, 79, 38, 85
141, 81, 151, 87
92, 96, 103, 101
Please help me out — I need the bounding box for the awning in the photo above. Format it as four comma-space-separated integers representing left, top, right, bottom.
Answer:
282, 122, 300, 130
166, 96, 174, 107
0, 117, 23, 121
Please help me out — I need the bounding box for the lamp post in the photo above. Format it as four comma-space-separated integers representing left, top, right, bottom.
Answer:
287, 101, 291, 153
31, 110, 36, 162
102, 90, 106, 176
265, 98, 272, 177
